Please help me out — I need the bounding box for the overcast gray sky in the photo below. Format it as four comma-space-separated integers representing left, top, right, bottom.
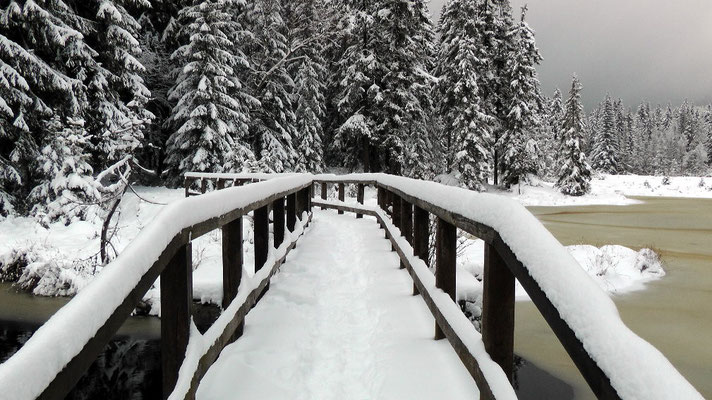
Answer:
427, 0, 712, 110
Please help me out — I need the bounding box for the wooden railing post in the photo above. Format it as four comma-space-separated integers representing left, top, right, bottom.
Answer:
216, 178, 225, 190
435, 217, 456, 340
482, 243, 515, 382
356, 183, 365, 218
287, 193, 296, 232
377, 187, 385, 230
200, 178, 207, 194
161, 242, 192, 399
338, 183, 345, 214
392, 193, 401, 253
273, 197, 285, 248
254, 205, 269, 299
320, 182, 327, 210
400, 198, 412, 269
413, 206, 429, 295
184, 177, 192, 197
222, 217, 243, 341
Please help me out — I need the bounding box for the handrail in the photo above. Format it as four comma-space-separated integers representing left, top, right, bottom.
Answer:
312, 173, 703, 400
0, 175, 314, 400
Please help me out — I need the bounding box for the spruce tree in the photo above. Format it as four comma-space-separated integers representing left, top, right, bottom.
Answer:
500, 5, 543, 187
165, 0, 257, 183
246, 0, 298, 173
332, 0, 381, 172
591, 94, 619, 174
556, 75, 592, 196
434, 0, 492, 189
29, 117, 100, 225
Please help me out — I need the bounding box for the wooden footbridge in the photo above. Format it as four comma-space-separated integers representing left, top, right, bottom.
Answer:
0, 174, 702, 400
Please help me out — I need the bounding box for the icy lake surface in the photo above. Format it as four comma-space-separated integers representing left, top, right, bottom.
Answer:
519, 197, 712, 399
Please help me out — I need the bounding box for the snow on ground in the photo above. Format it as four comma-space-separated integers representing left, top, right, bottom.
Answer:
0, 185, 253, 314
456, 239, 665, 304
196, 211, 480, 400
488, 174, 712, 206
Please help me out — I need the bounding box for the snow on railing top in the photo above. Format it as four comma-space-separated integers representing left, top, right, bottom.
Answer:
0, 175, 313, 400
315, 173, 703, 399
184, 171, 299, 180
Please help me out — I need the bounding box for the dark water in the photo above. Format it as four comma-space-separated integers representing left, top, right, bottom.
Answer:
0, 323, 161, 400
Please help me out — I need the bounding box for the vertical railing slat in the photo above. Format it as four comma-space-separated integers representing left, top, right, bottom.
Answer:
222, 217, 243, 341
338, 183, 345, 214
413, 206, 429, 295
287, 193, 296, 232
273, 197, 285, 249
482, 243, 515, 382
435, 217, 456, 340
161, 242, 192, 399
356, 183, 365, 219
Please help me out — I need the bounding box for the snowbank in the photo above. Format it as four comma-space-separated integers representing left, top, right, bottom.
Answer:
490, 174, 712, 206
457, 240, 665, 303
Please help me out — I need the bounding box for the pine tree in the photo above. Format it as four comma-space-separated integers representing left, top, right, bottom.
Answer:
556, 75, 592, 196
500, 5, 543, 187
285, 0, 327, 173
434, 0, 492, 189
29, 117, 101, 225
165, 0, 258, 183
332, 0, 381, 172
372, 0, 435, 175
246, 0, 298, 173
591, 94, 619, 174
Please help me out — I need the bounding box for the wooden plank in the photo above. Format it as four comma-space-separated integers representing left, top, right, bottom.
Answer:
356, 183, 365, 218
482, 243, 515, 382
161, 242, 193, 399
435, 217, 456, 340
338, 183, 345, 214
273, 197, 285, 249
200, 178, 207, 194
287, 192, 296, 232
320, 182, 327, 210
222, 217, 243, 341
399, 198, 412, 269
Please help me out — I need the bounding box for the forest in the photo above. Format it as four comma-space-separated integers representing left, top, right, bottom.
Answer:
1, 0, 711, 223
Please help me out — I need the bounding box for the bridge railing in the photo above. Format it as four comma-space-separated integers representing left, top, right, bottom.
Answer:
312, 173, 702, 400
0, 173, 701, 400
0, 175, 314, 400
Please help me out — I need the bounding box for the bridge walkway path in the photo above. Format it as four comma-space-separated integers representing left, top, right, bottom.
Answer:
196, 209, 479, 400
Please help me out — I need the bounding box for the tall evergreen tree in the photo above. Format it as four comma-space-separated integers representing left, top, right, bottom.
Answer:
591, 94, 619, 173
557, 75, 592, 196
165, 0, 257, 183
500, 5, 543, 187
434, 0, 492, 189
246, 0, 298, 173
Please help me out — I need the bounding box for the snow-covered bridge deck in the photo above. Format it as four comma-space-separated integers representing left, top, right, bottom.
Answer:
196, 210, 478, 399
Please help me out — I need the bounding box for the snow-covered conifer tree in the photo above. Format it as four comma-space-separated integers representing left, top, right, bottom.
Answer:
245, 0, 298, 173
591, 95, 619, 174
556, 75, 592, 196
30, 117, 101, 225
434, 0, 492, 189
500, 5, 543, 187
165, 0, 257, 183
